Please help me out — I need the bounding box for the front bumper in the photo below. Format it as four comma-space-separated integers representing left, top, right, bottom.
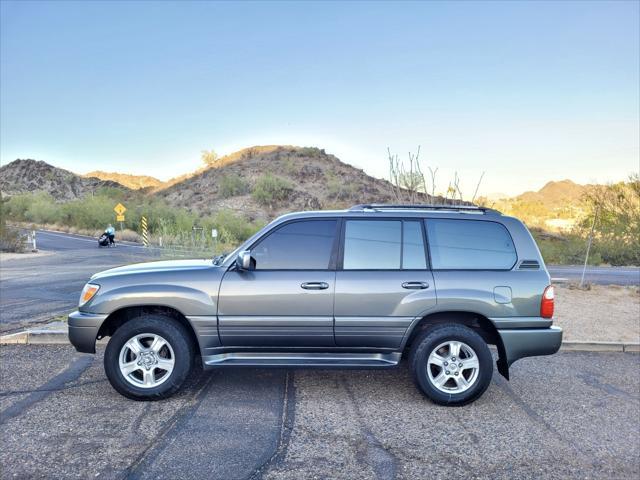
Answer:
496, 326, 563, 378
68, 311, 108, 353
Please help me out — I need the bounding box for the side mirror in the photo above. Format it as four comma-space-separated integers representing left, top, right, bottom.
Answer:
236, 250, 253, 270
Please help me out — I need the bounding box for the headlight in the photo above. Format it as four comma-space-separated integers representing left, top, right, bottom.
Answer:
79, 283, 100, 307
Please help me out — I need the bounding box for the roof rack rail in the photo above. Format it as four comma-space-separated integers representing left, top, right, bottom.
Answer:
348, 204, 501, 215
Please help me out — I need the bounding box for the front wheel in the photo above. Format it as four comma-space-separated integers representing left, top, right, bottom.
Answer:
409, 324, 493, 406
104, 315, 194, 400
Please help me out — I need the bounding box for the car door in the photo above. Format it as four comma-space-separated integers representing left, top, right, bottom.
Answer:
334, 219, 436, 348
217, 219, 339, 347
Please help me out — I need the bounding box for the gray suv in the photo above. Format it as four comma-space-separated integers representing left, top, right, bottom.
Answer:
68, 204, 562, 405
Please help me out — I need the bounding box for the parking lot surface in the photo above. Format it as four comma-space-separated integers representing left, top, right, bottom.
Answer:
0, 345, 638, 479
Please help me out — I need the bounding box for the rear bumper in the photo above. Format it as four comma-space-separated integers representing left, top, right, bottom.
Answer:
497, 326, 563, 374
68, 311, 108, 354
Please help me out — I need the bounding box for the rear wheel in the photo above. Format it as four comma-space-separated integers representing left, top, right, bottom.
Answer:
409, 324, 493, 406
104, 315, 194, 400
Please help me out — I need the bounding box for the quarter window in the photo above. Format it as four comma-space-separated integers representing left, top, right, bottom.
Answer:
252, 220, 337, 270
343, 220, 427, 270
425, 219, 517, 270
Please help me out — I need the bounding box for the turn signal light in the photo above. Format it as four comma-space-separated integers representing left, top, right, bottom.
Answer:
540, 285, 554, 319
79, 283, 100, 307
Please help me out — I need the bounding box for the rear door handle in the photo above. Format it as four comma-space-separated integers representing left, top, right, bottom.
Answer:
402, 281, 429, 290
301, 282, 329, 290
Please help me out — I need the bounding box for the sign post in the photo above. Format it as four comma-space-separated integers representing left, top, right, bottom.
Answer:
141, 216, 149, 247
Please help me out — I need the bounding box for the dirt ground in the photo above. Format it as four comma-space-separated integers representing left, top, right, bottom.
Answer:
554, 284, 640, 343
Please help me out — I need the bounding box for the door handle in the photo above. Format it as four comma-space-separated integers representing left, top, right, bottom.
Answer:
301, 282, 329, 290
402, 281, 429, 290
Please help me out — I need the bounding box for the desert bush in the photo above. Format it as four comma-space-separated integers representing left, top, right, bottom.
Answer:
578, 176, 640, 265
206, 209, 262, 246
219, 174, 248, 198
252, 174, 293, 207
0, 229, 26, 252
1, 192, 260, 251
298, 147, 323, 157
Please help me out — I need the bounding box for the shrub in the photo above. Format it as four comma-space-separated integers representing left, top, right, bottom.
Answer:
0, 227, 25, 253
298, 147, 323, 157
219, 174, 248, 198
252, 174, 293, 207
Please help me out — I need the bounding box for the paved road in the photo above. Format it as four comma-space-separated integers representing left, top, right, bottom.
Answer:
548, 265, 640, 286
0, 231, 161, 331
0, 345, 638, 479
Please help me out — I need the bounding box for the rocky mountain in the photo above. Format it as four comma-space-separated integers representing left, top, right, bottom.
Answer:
155, 146, 436, 220
0, 159, 128, 200
0, 147, 441, 221
517, 180, 588, 207
479, 179, 590, 231
84, 171, 163, 190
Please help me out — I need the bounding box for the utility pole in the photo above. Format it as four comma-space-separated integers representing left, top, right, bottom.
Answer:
580, 206, 599, 288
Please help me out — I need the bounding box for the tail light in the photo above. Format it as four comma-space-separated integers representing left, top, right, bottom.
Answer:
540, 285, 554, 318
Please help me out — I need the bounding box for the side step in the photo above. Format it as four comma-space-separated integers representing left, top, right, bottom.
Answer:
202, 352, 401, 368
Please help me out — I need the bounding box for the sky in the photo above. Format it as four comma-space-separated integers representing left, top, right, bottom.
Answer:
1, 0, 638, 197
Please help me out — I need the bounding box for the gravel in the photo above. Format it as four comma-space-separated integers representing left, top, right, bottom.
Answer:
554, 285, 640, 343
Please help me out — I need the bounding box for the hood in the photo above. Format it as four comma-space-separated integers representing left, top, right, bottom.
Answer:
91, 259, 216, 280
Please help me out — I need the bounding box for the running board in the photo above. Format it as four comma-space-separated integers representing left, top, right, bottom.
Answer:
202, 352, 401, 368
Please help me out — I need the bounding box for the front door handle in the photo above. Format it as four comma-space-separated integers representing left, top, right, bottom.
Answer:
402, 281, 429, 290
301, 282, 329, 290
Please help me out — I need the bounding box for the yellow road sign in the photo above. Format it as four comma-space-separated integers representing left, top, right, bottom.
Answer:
116, 214, 125, 222
114, 203, 127, 216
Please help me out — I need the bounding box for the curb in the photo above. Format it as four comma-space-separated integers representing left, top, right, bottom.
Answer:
0, 329, 108, 346
1, 329, 638, 353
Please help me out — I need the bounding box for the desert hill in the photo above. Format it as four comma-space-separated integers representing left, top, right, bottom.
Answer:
84, 171, 163, 190
154, 146, 434, 220
517, 179, 588, 207
0, 147, 437, 220
479, 179, 590, 231
0, 159, 128, 201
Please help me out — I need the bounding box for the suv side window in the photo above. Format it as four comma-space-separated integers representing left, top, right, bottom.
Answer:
252, 220, 337, 270
343, 220, 427, 270
425, 219, 517, 270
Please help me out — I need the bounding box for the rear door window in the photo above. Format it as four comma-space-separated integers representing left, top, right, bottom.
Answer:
343, 220, 427, 270
425, 219, 516, 270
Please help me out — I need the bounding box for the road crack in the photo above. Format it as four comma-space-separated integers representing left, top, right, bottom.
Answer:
248, 370, 296, 480
342, 375, 399, 480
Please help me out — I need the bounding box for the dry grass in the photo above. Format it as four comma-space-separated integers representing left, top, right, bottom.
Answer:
554, 284, 640, 343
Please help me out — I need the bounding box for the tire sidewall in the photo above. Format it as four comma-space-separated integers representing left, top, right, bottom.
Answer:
410, 325, 493, 406
104, 315, 194, 400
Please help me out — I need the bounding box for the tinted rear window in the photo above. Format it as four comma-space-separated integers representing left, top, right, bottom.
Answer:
425, 219, 516, 270
343, 220, 427, 270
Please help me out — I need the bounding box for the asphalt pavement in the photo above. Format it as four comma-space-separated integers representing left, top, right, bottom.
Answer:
548, 264, 640, 286
0, 231, 161, 331
0, 345, 638, 479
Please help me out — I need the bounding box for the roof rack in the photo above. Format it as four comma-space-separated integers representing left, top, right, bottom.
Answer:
348, 204, 501, 215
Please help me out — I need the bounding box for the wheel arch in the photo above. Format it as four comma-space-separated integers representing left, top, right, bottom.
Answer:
402, 310, 509, 379
97, 305, 202, 357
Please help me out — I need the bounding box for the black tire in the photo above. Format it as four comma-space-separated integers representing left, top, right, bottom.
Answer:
408, 323, 493, 406
104, 314, 195, 400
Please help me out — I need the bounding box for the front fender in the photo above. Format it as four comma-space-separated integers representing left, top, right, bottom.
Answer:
85, 284, 217, 316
